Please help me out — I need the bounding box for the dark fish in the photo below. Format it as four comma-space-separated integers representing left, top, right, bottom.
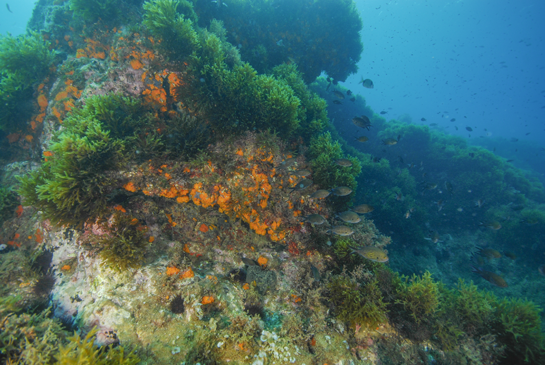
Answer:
477, 247, 502, 259
511, 138, 518, 142
444, 181, 453, 194
506, 159, 514, 163
360, 78, 374, 89
421, 182, 438, 191
352, 116, 372, 130
421, 118, 427, 121
310, 189, 331, 199
6, 3, 12, 13
336, 211, 361, 224
429, 123, 437, 126
450, 118, 456, 122
469, 152, 475, 158
382, 135, 400, 146
352, 204, 374, 214
290, 178, 313, 191
380, 111, 388, 115
331, 186, 352, 196
355, 136, 369, 143
335, 158, 353, 167
471, 266, 508, 288
327, 225, 354, 236
302, 214, 327, 225
240, 257, 258, 266
351, 246, 389, 263
424, 230, 442, 244
333, 90, 345, 99
332, 100, 342, 105
503, 251, 517, 260
311, 265, 321, 282
346, 90, 352, 96
479, 221, 502, 230
466, 126, 473, 131
293, 169, 311, 178
279, 157, 298, 169
349, 97, 356, 102
455, 126, 458, 130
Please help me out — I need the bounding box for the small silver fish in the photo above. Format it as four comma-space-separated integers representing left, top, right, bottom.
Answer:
326, 225, 354, 236
310, 189, 330, 199
331, 186, 352, 196
335, 158, 352, 167
302, 214, 327, 225
352, 204, 374, 214
336, 211, 361, 224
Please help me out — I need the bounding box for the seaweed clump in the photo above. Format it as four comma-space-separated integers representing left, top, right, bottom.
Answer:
396, 271, 440, 324
96, 213, 148, 272
55, 327, 139, 364
17, 94, 153, 226
69, 0, 122, 23
493, 297, 545, 364
142, 0, 303, 139
326, 271, 388, 328
307, 132, 361, 207
0, 185, 18, 225
0, 31, 55, 131
0, 297, 67, 364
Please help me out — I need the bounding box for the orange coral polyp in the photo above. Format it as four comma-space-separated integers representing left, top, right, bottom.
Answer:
201, 296, 214, 305
176, 196, 189, 203
37, 94, 48, 109
166, 267, 181, 276
181, 268, 194, 279
123, 182, 138, 192
257, 256, 268, 267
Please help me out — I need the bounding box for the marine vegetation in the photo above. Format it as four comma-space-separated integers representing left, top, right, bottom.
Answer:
493, 297, 545, 364
17, 103, 126, 226
0, 185, 18, 225
194, 0, 364, 83
0, 31, 55, 131
54, 327, 140, 364
308, 132, 361, 207
143, 0, 303, 139
69, 0, 123, 23
2, 1, 545, 364
94, 213, 149, 272
142, 0, 199, 59
326, 271, 388, 328
396, 271, 441, 324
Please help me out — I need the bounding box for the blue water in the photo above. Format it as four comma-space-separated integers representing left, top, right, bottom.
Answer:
343, 0, 545, 146
4, 1, 544, 147
0, 1, 37, 36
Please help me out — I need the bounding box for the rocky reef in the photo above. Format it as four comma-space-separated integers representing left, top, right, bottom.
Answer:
0, 0, 544, 364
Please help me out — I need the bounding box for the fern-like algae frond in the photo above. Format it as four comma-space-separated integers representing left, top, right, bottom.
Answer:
327, 274, 388, 328
97, 213, 148, 272
493, 297, 545, 363
19, 119, 125, 227
0, 31, 55, 131
143, 0, 200, 60
55, 326, 139, 364
396, 271, 440, 324
0, 31, 55, 85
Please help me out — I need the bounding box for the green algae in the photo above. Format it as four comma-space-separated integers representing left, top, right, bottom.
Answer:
0, 31, 55, 131
96, 213, 148, 272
